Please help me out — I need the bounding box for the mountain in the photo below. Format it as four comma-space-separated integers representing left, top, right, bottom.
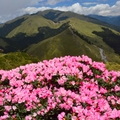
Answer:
26, 27, 101, 61
88, 14, 120, 27
0, 10, 120, 37
36, 10, 120, 32
0, 9, 120, 64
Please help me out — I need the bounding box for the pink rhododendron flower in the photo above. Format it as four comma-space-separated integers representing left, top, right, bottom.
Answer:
25, 115, 32, 120
57, 76, 67, 85
0, 55, 120, 119
57, 112, 65, 120
71, 116, 78, 120
4, 106, 11, 111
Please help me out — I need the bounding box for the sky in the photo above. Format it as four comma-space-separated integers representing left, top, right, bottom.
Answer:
0, 0, 120, 23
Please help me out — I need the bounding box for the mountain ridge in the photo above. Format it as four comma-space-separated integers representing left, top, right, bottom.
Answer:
88, 14, 120, 27
0, 9, 120, 64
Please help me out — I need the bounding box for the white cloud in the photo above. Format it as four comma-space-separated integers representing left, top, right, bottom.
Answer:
86, 4, 110, 15
0, 0, 42, 15
46, 0, 65, 5
21, 7, 50, 14
110, 2, 120, 16
0, 0, 44, 23
54, 3, 84, 13
0, 1, 120, 23
19, 1, 120, 16
82, 2, 97, 6
54, 2, 120, 16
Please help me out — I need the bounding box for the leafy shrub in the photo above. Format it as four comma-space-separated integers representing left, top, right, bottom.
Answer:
0, 55, 120, 120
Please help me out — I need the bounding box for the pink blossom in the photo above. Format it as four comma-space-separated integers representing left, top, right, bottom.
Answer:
12, 106, 17, 110
57, 112, 65, 120
4, 106, 11, 111
71, 115, 78, 120
0, 96, 3, 105
57, 76, 67, 85
0, 55, 120, 119
110, 108, 119, 119
25, 115, 32, 120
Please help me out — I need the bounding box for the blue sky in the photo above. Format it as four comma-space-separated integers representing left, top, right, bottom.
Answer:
39, 0, 117, 7
0, 0, 120, 23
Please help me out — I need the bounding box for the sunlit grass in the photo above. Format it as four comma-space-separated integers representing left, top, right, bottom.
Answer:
7, 15, 65, 37
26, 28, 101, 61
0, 52, 39, 70
106, 62, 120, 71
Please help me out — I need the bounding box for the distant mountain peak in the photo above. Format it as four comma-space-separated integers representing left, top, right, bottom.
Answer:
88, 14, 120, 27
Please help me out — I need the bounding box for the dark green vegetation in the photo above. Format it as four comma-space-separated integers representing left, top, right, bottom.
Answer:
93, 27, 120, 55
0, 10, 120, 70
0, 52, 39, 70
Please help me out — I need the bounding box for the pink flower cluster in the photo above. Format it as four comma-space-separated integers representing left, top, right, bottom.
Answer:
0, 55, 120, 120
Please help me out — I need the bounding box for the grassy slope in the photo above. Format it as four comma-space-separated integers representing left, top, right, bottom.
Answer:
7, 15, 65, 38
67, 17, 120, 43
36, 10, 120, 32
66, 18, 120, 63
106, 62, 120, 71
26, 28, 101, 61
0, 52, 120, 71
25, 17, 120, 63
0, 52, 39, 70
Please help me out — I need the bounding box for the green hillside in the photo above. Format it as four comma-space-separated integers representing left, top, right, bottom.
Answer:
0, 51, 120, 71
36, 9, 120, 32
0, 10, 120, 67
6, 15, 65, 38
25, 27, 103, 61
25, 17, 120, 63
66, 18, 120, 63
0, 52, 39, 70
0, 16, 26, 37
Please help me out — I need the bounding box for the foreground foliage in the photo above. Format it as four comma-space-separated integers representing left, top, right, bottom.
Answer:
0, 55, 120, 120
106, 62, 120, 71
0, 52, 39, 70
